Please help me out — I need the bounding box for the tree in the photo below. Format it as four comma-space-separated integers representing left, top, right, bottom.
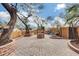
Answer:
16, 3, 44, 37
34, 16, 48, 30
34, 16, 47, 38
16, 3, 38, 36
0, 3, 44, 43
65, 4, 79, 40
0, 3, 17, 45
17, 13, 32, 36
53, 20, 61, 36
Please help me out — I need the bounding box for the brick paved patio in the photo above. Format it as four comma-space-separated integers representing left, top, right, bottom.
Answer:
9, 35, 79, 56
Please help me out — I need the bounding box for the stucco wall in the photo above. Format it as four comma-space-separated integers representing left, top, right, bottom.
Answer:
61, 27, 69, 39
76, 27, 79, 38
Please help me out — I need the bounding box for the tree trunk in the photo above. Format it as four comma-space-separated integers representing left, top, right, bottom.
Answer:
37, 26, 45, 39
0, 3, 17, 45
24, 25, 30, 37
17, 13, 31, 37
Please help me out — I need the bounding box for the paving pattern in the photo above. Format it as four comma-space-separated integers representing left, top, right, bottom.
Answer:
9, 35, 79, 56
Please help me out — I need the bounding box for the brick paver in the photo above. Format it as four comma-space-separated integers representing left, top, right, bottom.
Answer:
9, 35, 79, 56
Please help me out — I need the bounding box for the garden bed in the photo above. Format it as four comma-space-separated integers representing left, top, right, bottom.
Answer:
68, 40, 79, 54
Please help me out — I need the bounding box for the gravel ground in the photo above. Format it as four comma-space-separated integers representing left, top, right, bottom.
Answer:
9, 35, 79, 56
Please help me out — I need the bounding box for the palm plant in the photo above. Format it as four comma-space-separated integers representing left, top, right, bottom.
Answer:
65, 4, 79, 26
65, 4, 79, 40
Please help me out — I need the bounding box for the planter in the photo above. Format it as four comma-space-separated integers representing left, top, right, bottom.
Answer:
37, 28, 45, 39
68, 40, 79, 54
22, 30, 31, 37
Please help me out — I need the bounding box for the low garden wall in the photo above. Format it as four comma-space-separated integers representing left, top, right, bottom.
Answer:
10, 29, 47, 39
0, 40, 15, 56
10, 29, 37, 39
10, 30, 22, 39
0, 29, 21, 56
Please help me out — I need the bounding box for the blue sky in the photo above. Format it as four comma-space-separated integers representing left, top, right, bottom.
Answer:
38, 3, 57, 18
0, 3, 66, 18
37, 3, 66, 19
0, 4, 6, 11
0, 3, 67, 27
